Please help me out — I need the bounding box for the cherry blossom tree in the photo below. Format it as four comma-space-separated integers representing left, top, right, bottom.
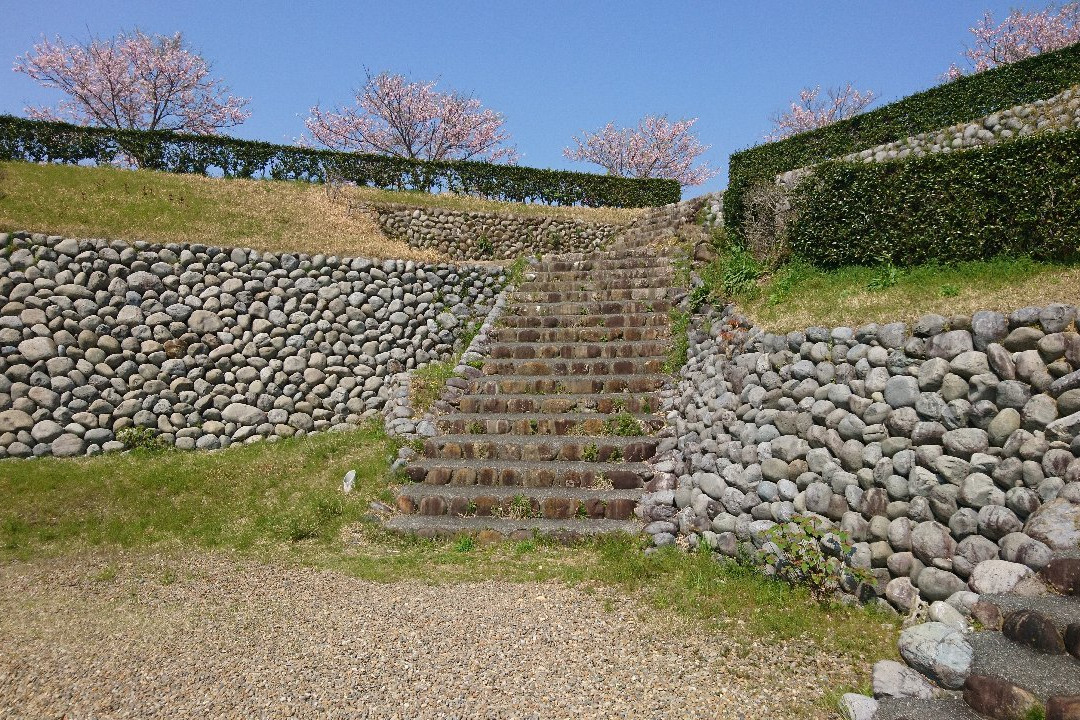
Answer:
766, 83, 877, 141
305, 71, 518, 163
944, 2, 1080, 81
12, 29, 250, 133
563, 115, 716, 187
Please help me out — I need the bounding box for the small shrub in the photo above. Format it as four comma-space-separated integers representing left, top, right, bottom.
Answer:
506, 494, 535, 519
453, 535, 475, 553
867, 263, 903, 292
756, 514, 873, 601
476, 235, 495, 257
720, 245, 764, 298
582, 443, 600, 462
116, 426, 164, 451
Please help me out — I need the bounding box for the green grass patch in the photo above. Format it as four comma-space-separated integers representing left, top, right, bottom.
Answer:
728, 255, 1080, 333
409, 362, 457, 412
0, 423, 392, 555
0, 425, 899, 664
664, 308, 690, 373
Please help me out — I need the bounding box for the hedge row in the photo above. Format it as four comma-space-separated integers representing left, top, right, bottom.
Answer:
787, 129, 1080, 267
0, 115, 680, 208
727, 41, 1080, 237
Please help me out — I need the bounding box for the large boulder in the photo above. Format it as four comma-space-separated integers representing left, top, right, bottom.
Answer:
221, 403, 268, 426
872, 660, 937, 699
898, 622, 974, 689
0, 409, 34, 433
1024, 498, 1080, 551
968, 559, 1033, 595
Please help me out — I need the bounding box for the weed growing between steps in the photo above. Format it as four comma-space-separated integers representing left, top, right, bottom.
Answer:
408, 319, 483, 411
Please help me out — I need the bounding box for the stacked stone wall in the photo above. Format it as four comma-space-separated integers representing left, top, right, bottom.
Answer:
370, 203, 620, 260
0, 232, 504, 458
644, 303, 1080, 609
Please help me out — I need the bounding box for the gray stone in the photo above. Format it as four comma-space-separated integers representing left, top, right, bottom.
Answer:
18, 337, 56, 363
897, 622, 974, 689
1023, 498, 1080, 550
917, 568, 967, 602
872, 660, 937, 700
968, 559, 1033, 594
221, 403, 268, 426
51, 433, 85, 457
0, 410, 34, 433
884, 376, 920, 409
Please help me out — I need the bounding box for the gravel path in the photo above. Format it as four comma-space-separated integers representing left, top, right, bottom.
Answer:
0, 553, 855, 719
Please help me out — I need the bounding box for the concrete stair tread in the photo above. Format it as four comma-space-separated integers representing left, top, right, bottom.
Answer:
438, 411, 659, 421
489, 339, 671, 355
498, 313, 671, 327
984, 593, 1080, 635
385, 514, 641, 538
969, 630, 1080, 700
481, 358, 667, 375
471, 372, 670, 383
455, 392, 660, 414
396, 484, 642, 502
872, 698, 984, 720
407, 457, 651, 473
424, 433, 658, 448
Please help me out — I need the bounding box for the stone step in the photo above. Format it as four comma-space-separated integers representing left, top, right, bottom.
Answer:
872, 698, 984, 720
985, 593, 1080, 637
392, 483, 641, 520
383, 514, 641, 541
546, 247, 661, 263
528, 267, 672, 282
482, 356, 667, 377
508, 299, 672, 316
468, 373, 669, 395
491, 325, 670, 343
498, 312, 671, 329
456, 392, 659, 414
436, 412, 664, 437
514, 287, 675, 303
489, 339, 670, 360
419, 434, 659, 463
538, 257, 673, 272
968, 630, 1080, 701
524, 276, 672, 292
403, 457, 650, 489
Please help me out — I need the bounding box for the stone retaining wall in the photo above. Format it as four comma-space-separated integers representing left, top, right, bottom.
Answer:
644, 303, 1080, 609
370, 202, 621, 260
777, 85, 1080, 188
0, 231, 504, 458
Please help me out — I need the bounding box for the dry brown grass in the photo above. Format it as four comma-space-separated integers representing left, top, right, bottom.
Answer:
342, 184, 644, 226
0, 161, 639, 261
0, 160, 443, 260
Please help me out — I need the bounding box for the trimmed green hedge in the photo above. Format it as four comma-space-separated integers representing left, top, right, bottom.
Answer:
727, 42, 1080, 237
0, 115, 679, 208
787, 129, 1080, 267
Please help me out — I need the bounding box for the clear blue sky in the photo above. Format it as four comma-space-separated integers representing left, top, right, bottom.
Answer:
2, 1, 1027, 194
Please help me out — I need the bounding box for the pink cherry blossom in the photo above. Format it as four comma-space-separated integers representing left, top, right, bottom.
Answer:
944, 2, 1080, 81
563, 115, 716, 187
12, 29, 250, 133
766, 83, 877, 142
304, 71, 518, 163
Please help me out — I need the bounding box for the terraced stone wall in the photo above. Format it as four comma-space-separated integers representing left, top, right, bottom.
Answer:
370, 203, 621, 260
0, 232, 504, 458
776, 85, 1080, 188
644, 303, 1080, 609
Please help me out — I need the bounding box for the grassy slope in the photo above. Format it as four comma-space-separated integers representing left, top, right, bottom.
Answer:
0, 161, 638, 260
0, 424, 898, 669
721, 254, 1080, 333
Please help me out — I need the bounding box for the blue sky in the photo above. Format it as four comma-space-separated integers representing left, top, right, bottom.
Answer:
2, 1, 1028, 194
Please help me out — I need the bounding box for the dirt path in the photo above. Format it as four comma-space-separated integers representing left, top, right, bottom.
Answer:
0, 553, 852, 719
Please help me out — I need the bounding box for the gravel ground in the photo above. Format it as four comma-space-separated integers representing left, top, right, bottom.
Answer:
0, 553, 857, 719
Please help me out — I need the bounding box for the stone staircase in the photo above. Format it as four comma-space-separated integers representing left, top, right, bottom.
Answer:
867, 555, 1080, 720
386, 235, 679, 540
